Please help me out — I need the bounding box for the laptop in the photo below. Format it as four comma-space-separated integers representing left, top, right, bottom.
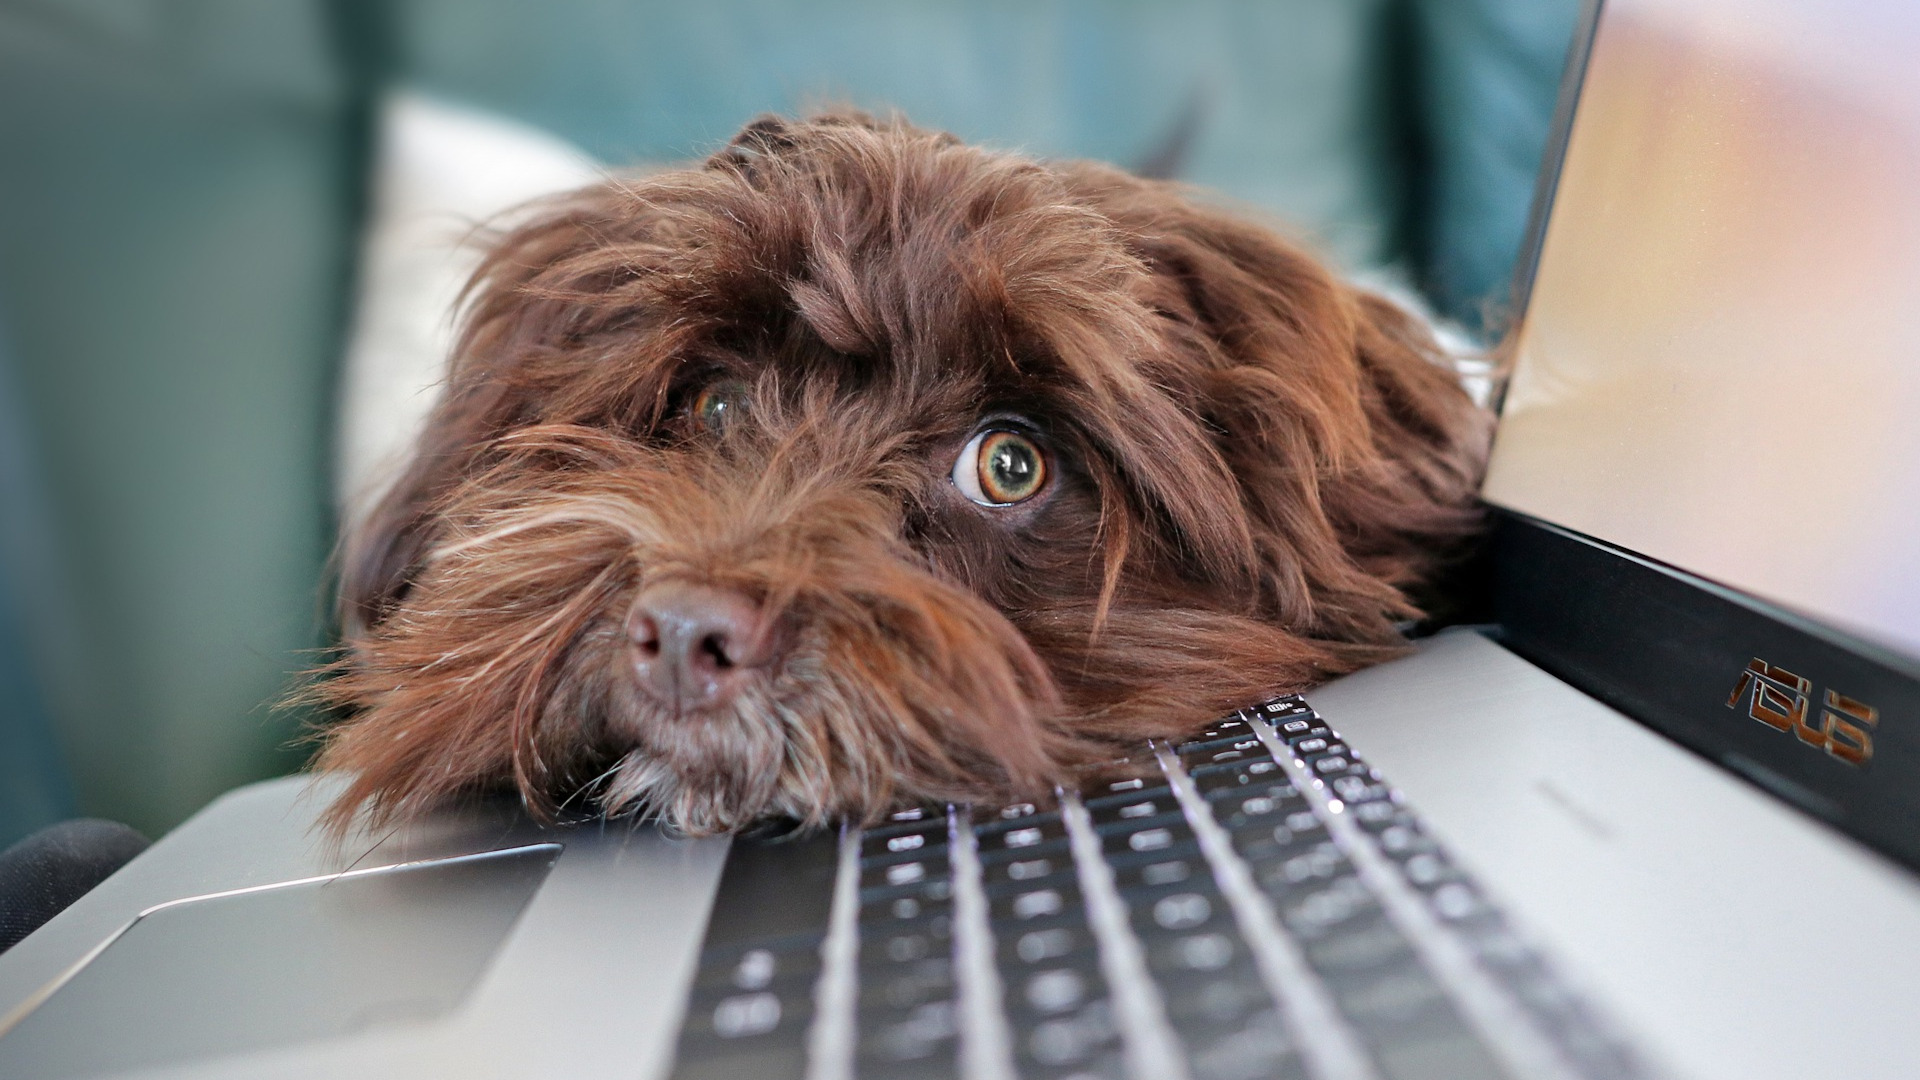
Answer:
4, 0, 1919, 1076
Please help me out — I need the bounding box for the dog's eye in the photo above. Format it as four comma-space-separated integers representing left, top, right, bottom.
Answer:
953, 430, 1047, 506
691, 380, 749, 433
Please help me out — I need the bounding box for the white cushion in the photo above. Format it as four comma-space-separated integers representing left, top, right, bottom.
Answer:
335, 90, 603, 526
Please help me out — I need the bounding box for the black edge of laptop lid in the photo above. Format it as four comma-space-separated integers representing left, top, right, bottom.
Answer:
1486, 0, 1920, 873
1491, 512, 1920, 874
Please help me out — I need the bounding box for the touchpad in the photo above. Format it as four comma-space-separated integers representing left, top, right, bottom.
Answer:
0, 843, 560, 1079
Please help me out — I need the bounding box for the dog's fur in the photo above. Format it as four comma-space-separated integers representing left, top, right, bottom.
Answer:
308, 113, 1490, 836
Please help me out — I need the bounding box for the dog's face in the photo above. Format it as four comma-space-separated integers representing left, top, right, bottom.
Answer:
312, 114, 1488, 835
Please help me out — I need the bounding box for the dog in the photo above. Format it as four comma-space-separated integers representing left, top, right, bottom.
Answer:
307, 112, 1490, 837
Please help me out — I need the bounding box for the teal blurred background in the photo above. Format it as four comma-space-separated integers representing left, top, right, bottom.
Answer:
0, 0, 1579, 845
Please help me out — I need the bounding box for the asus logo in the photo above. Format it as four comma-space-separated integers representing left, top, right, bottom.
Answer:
1726, 658, 1879, 767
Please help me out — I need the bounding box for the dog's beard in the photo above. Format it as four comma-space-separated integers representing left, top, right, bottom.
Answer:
312, 424, 1078, 836
587, 604, 1060, 834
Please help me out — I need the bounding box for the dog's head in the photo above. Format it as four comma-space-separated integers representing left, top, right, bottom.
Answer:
311, 113, 1489, 835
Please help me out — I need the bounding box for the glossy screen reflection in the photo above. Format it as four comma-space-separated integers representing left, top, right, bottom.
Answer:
1485, 0, 1920, 662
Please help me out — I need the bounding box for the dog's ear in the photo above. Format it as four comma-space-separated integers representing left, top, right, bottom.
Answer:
337, 180, 679, 636
1072, 168, 1490, 643
337, 392, 490, 638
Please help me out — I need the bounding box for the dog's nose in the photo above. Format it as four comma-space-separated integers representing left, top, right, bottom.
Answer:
627, 582, 776, 709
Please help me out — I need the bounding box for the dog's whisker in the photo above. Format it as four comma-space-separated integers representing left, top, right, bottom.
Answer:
555, 757, 628, 815
327, 820, 407, 885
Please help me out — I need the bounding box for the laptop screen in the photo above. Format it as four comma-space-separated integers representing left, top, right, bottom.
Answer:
1482, 0, 1920, 664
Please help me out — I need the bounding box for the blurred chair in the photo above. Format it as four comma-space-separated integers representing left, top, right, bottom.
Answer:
0, 0, 1578, 841
0, 316, 79, 850
0, 0, 357, 837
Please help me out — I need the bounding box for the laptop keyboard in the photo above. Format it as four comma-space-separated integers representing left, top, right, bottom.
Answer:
667, 696, 1648, 1080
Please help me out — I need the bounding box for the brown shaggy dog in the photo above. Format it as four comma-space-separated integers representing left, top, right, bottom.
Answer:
310, 112, 1489, 836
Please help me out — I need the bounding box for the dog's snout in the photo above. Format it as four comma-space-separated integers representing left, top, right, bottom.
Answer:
627, 582, 776, 709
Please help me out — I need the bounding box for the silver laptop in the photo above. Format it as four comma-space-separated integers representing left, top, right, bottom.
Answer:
6, 0, 1920, 1076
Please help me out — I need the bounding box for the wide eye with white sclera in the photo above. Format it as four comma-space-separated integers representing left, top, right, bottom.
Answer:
953, 430, 1047, 506
691, 381, 749, 433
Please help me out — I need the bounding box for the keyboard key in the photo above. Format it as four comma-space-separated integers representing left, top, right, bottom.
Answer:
974, 800, 1054, 826
1110, 853, 1209, 892
1427, 882, 1486, 921
1211, 787, 1308, 829
1090, 807, 1190, 839
1190, 758, 1285, 793
1015, 997, 1121, 1073
1274, 717, 1317, 739
709, 991, 787, 1039
1229, 818, 1329, 867
1135, 890, 1236, 937
1374, 1031, 1508, 1080
1142, 930, 1242, 974
1300, 913, 1418, 975
1179, 736, 1269, 770
981, 853, 1077, 892
859, 958, 956, 1012
1276, 875, 1376, 936
861, 839, 952, 871
1085, 793, 1179, 826
1329, 773, 1389, 802
679, 985, 815, 1046
1079, 762, 1173, 804
1014, 965, 1097, 1015
857, 999, 960, 1067
861, 855, 950, 892
988, 883, 1085, 924
860, 893, 954, 929
1295, 740, 1350, 765
1100, 822, 1193, 859
973, 805, 1064, 837
864, 812, 952, 841
860, 876, 955, 907
1318, 958, 1507, 1080
1177, 718, 1255, 750
1320, 954, 1448, 1025
862, 819, 950, 852
1157, 962, 1271, 1025
1107, 843, 1209, 883
1179, 731, 1264, 754
863, 923, 953, 967
691, 941, 822, 995
1013, 949, 1105, 999
1000, 923, 1101, 967
1279, 723, 1334, 748
1399, 851, 1459, 888
974, 817, 1069, 852
1183, 1009, 1307, 1080
1352, 800, 1406, 831
1261, 846, 1362, 900
1375, 822, 1437, 857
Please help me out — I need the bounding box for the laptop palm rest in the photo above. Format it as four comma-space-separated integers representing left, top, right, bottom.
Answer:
0, 845, 560, 1079
0, 779, 733, 1079
1310, 629, 1920, 1080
